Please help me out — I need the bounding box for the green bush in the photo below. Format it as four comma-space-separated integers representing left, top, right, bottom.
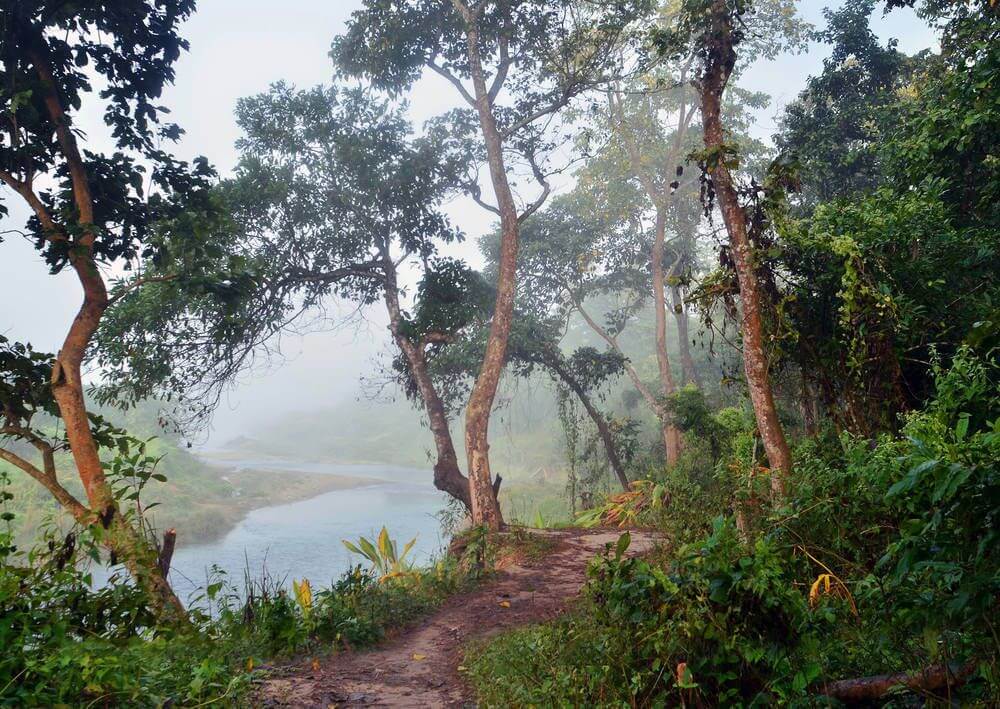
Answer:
0, 516, 476, 706
467, 349, 1000, 706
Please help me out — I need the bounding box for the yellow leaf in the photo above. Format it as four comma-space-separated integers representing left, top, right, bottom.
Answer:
246, 657, 254, 672
412, 653, 427, 661
311, 658, 320, 672
808, 572, 858, 615
293, 578, 313, 613
499, 600, 511, 608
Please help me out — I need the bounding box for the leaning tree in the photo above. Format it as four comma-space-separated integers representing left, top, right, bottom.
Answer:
333, 0, 652, 529
96, 83, 495, 513
0, 0, 220, 621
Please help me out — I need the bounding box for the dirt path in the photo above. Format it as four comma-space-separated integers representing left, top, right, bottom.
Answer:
260, 529, 657, 708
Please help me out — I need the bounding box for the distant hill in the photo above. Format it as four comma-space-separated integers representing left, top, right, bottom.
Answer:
229, 379, 569, 479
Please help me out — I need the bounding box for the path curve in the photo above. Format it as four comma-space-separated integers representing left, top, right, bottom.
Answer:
260, 528, 657, 707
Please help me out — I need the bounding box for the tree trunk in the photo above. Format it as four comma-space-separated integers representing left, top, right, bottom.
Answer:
572, 297, 678, 464
380, 251, 473, 511
699, 3, 792, 498
460, 20, 514, 530
672, 284, 701, 388
547, 358, 630, 491
651, 208, 683, 465
816, 661, 976, 702
29, 45, 184, 621
800, 371, 819, 436
50, 259, 186, 622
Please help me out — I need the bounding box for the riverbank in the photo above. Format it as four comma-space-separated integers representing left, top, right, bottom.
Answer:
1, 453, 380, 549
147, 463, 379, 545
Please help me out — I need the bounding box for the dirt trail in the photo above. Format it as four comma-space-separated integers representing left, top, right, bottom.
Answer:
260, 529, 657, 708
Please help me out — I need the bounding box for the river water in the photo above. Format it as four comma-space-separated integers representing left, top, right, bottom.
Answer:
96, 457, 450, 603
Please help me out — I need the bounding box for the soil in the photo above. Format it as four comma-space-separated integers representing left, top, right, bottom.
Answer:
258, 528, 659, 708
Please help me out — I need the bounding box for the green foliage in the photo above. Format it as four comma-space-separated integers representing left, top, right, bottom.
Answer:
0, 336, 56, 424
782, 183, 998, 431
0, 523, 244, 707
776, 0, 917, 203
342, 527, 418, 582
0, 0, 213, 264
95, 82, 464, 431
773, 1, 1000, 436
468, 349, 1000, 705
1, 520, 477, 706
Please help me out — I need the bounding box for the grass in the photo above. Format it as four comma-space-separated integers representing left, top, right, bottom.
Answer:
492, 527, 560, 564
464, 613, 605, 707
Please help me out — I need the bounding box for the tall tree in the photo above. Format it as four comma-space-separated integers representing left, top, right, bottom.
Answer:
96, 84, 485, 512
655, 0, 806, 498
333, 0, 650, 529
697, 0, 791, 497
600, 76, 699, 464
0, 0, 217, 620
771, 0, 1000, 434
493, 188, 668, 468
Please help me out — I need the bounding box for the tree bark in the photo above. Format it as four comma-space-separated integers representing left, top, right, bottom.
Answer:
816, 661, 976, 702
672, 283, 701, 388
25, 45, 185, 621
380, 249, 473, 511
457, 11, 514, 530
698, 3, 793, 498
651, 208, 683, 465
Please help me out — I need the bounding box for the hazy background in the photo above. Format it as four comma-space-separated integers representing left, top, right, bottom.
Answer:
0, 0, 935, 444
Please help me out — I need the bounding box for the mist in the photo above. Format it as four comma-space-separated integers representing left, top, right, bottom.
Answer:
0, 0, 934, 450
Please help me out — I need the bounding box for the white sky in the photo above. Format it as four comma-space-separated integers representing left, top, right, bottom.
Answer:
0, 0, 936, 442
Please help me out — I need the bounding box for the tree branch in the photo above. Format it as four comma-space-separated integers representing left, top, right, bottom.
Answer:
564, 286, 665, 417
466, 180, 501, 216
0, 169, 62, 239
28, 47, 95, 237
0, 445, 90, 522
427, 58, 477, 107
108, 274, 179, 306
518, 149, 551, 223
487, 3, 512, 102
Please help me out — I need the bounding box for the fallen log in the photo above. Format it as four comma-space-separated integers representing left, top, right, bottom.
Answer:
816, 660, 976, 702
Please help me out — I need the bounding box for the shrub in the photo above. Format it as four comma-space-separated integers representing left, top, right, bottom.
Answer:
467, 349, 1000, 706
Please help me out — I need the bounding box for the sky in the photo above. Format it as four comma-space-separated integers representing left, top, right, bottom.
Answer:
0, 0, 937, 443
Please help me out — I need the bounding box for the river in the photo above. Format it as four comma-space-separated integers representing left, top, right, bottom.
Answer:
95, 457, 450, 603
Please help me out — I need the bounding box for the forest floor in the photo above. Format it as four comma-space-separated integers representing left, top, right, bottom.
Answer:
258, 528, 659, 707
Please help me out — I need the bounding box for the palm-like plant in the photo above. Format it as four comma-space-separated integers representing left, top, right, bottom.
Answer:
342, 527, 417, 582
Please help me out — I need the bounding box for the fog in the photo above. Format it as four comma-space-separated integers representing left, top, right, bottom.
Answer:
0, 0, 934, 446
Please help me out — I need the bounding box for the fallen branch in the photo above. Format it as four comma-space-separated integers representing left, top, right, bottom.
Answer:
816, 661, 976, 702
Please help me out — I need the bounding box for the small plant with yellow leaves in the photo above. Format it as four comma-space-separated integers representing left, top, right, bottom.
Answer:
808, 573, 858, 616
342, 527, 417, 582
292, 578, 313, 617
576, 480, 669, 528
